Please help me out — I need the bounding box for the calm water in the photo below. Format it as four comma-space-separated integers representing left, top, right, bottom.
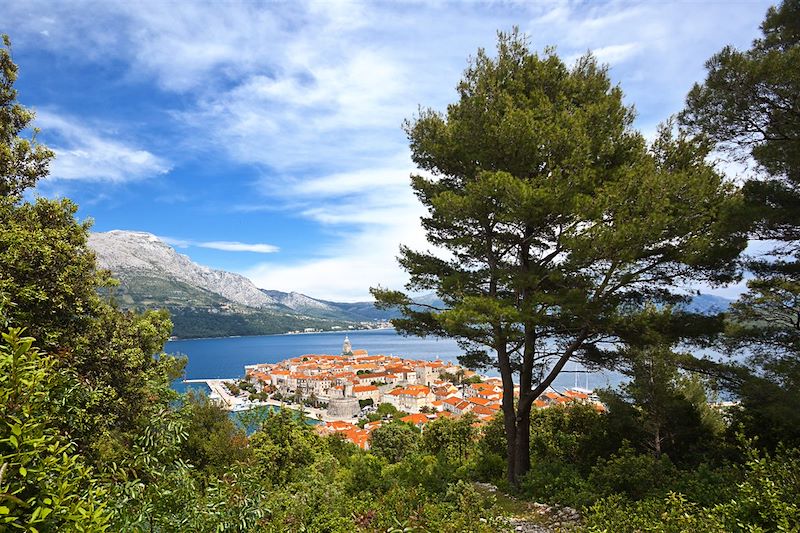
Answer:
166, 328, 623, 393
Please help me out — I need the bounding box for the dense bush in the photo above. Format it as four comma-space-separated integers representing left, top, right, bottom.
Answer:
520, 460, 596, 508
0, 329, 110, 532
583, 443, 800, 532
529, 404, 618, 473
369, 421, 419, 463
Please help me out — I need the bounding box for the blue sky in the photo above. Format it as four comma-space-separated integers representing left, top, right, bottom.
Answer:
6, 0, 772, 301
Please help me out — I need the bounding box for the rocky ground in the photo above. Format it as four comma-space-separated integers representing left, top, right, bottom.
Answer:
474, 482, 582, 532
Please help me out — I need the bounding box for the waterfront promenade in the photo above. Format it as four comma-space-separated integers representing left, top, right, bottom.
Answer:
183, 378, 346, 422
184, 378, 239, 409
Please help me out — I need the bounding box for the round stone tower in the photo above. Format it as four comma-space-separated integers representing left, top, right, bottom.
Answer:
327, 397, 360, 418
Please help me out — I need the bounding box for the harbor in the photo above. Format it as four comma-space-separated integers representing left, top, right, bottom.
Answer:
183, 378, 355, 423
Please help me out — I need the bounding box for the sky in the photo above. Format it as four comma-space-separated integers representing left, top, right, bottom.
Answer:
5, 0, 773, 301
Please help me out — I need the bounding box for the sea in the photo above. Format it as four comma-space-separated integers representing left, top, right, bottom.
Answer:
166, 328, 624, 394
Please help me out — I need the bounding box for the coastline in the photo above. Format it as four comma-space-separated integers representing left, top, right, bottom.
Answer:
168, 326, 394, 342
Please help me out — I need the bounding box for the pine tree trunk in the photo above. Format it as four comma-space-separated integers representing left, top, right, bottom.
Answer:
514, 405, 532, 481
501, 402, 533, 487
503, 404, 517, 486
654, 425, 662, 458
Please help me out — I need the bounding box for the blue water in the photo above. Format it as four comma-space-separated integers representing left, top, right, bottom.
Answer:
166, 328, 622, 393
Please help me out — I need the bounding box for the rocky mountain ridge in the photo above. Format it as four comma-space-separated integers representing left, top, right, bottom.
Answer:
86, 230, 396, 337
261, 290, 342, 314
89, 230, 280, 310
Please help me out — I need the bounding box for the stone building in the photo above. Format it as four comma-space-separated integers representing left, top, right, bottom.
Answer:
327, 397, 360, 418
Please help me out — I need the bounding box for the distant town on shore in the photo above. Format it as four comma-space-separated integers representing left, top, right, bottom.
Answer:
200, 336, 604, 450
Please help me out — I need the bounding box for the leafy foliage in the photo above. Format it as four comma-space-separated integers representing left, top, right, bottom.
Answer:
370, 421, 419, 463
179, 390, 251, 477
600, 345, 724, 462
683, 0, 800, 452
583, 443, 800, 532
0, 328, 110, 532
0, 197, 108, 352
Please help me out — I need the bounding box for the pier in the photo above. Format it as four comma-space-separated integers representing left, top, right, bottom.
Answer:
183, 378, 241, 409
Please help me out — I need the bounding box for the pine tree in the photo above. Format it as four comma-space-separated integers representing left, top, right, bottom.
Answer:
374, 29, 745, 485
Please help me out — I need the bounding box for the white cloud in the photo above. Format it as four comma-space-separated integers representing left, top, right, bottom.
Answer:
160, 236, 280, 254
591, 43, 641, 65
243, 200, 429, 301
34, 110, 170, 183
201, 241, 280, 253
242, 159, 431, 300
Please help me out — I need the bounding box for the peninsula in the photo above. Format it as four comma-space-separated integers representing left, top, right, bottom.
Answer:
197, 336, 604, 449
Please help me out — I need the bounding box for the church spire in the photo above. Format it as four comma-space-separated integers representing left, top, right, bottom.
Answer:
342, 335, 353, 355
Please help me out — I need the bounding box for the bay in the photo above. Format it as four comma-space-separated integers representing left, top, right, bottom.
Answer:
166, 328, 623, 394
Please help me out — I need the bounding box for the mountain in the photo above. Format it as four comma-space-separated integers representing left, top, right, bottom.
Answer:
261, 290, 397, 321
90, 231, 281, 309
261, 290, 447, 321
680, 293, 732, 314
89, 230, 729, 339
261, 290, 346, 318
88, 231, 361, 338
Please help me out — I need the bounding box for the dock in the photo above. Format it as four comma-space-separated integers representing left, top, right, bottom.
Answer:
183, 378, 240, 409
183, 378, 240, 383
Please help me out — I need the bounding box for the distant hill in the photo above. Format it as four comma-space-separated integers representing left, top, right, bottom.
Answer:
262, 290, 402, 321
260, 290, 358, 320
261, 290, 447, 322
678, 293, 732, 314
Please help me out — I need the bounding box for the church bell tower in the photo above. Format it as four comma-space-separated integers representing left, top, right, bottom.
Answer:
342, 335, 353, 355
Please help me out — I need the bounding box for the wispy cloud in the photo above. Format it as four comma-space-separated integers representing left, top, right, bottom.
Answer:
243, 200, 429, 300
202, 241, 280, 253
34, 110, 170, 183
160, 237, 279, 254
591, 43, 641, 65
242, 158, 432, 300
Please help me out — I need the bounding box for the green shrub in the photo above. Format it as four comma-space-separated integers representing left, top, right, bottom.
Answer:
520, 460, 597, 508
468, 450, 506, 482
0, 328, 111, 532
669, 462, 740, 508
584, 492, 728, 533
583, 441, 800, 532
588, 444, 677, 501
370, 421, 418, 463
529, 403, 616, 473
